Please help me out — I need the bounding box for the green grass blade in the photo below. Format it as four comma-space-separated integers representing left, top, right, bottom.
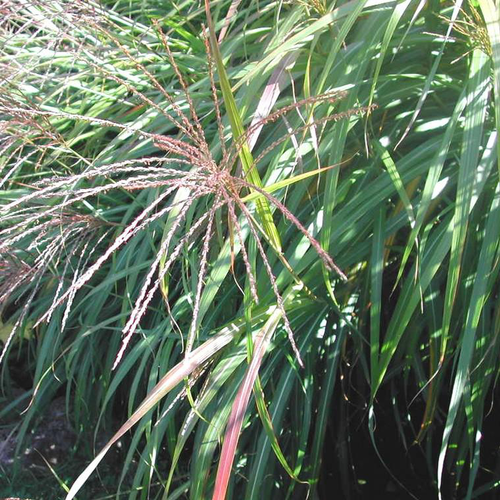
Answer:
438, 182, 500, 498
440, 48, 490, 364
370, 205, 385, 388
204, 0, 282, 252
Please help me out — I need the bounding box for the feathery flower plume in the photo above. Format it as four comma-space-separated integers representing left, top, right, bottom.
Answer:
0, 10, 373, 370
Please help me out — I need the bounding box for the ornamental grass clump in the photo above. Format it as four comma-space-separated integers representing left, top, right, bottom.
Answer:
4, 1, 498, 499
0, 3, 371, 497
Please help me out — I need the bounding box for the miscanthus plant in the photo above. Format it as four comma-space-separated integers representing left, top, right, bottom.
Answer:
1, 0, 500, 499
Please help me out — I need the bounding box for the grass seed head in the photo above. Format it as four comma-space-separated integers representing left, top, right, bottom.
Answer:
0, 10, 371, 369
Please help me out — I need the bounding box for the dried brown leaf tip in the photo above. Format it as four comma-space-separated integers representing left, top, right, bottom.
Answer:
0, 18, 373, 369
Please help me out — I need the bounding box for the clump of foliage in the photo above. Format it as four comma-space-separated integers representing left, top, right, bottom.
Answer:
1, 1, 500, 499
